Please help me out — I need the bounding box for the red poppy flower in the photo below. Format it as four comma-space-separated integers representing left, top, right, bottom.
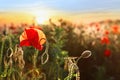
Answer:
104, 30, 109, 35
9, 26, 16, 30
104, 49, 111, 57
9, 23, 16, 30
19, 27, 46, 51
112, 25, 119, 34
21, 23, 28, 27
95, 23, 99, 27
96, 27, 100, 31
101, 36, 110, 44
89, 22, 99, 27
89, 22, 94, 26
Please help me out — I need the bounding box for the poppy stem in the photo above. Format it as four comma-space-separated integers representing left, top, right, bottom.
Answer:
33, 49, 39, 68
0, 37, 5, 72
8, 35, 12, 48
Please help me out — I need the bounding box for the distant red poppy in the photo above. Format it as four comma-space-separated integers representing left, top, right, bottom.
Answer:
9, 26, 16, 30
95, 23, 99, 27
89, 22, 94, 26
112, 25, 119, 34
21, 23, 28, 27
19, 27, 46, 51
104, 30, 109, 35
101, 36, 110, 44
104, 49, 111, 57
96, 27, 100, 31
9, 23, 16, 30
89, 22, 99, 27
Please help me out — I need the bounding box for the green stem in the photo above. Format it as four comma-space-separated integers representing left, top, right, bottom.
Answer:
8, 35, 12, 48
33, 49, 39, 68
0, 39, 5, 70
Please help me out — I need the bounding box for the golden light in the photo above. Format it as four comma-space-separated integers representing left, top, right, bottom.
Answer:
36, 16, 48, 24
31, 10, 52, 24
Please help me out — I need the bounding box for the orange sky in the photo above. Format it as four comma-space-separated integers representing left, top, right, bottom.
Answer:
0, 12, 34, 26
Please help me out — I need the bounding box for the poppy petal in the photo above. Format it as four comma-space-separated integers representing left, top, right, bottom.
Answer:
20, 40, 30, 46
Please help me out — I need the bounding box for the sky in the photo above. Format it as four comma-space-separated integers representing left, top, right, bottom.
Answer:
0, 0, 120, 25
0, 0, 120, 13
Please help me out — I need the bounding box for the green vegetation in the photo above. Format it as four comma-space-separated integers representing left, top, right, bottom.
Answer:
0, 19, 120, 80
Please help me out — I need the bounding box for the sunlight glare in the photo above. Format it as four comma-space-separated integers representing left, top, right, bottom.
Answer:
32, 11, 51, 24
36, 16, 48, 24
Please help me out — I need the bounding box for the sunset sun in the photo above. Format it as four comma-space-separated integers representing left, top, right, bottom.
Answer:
36, 16, 48, 24
32, 10, 52, 24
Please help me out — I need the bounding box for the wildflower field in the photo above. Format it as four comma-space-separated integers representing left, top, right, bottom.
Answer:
0, 19, 120, 80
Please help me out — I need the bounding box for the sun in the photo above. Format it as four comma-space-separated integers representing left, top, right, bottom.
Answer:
31, 10, 51, 25
36, 16, 48, 24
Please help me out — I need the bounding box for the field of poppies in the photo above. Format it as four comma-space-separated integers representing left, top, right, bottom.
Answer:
0, 19, 120, 80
